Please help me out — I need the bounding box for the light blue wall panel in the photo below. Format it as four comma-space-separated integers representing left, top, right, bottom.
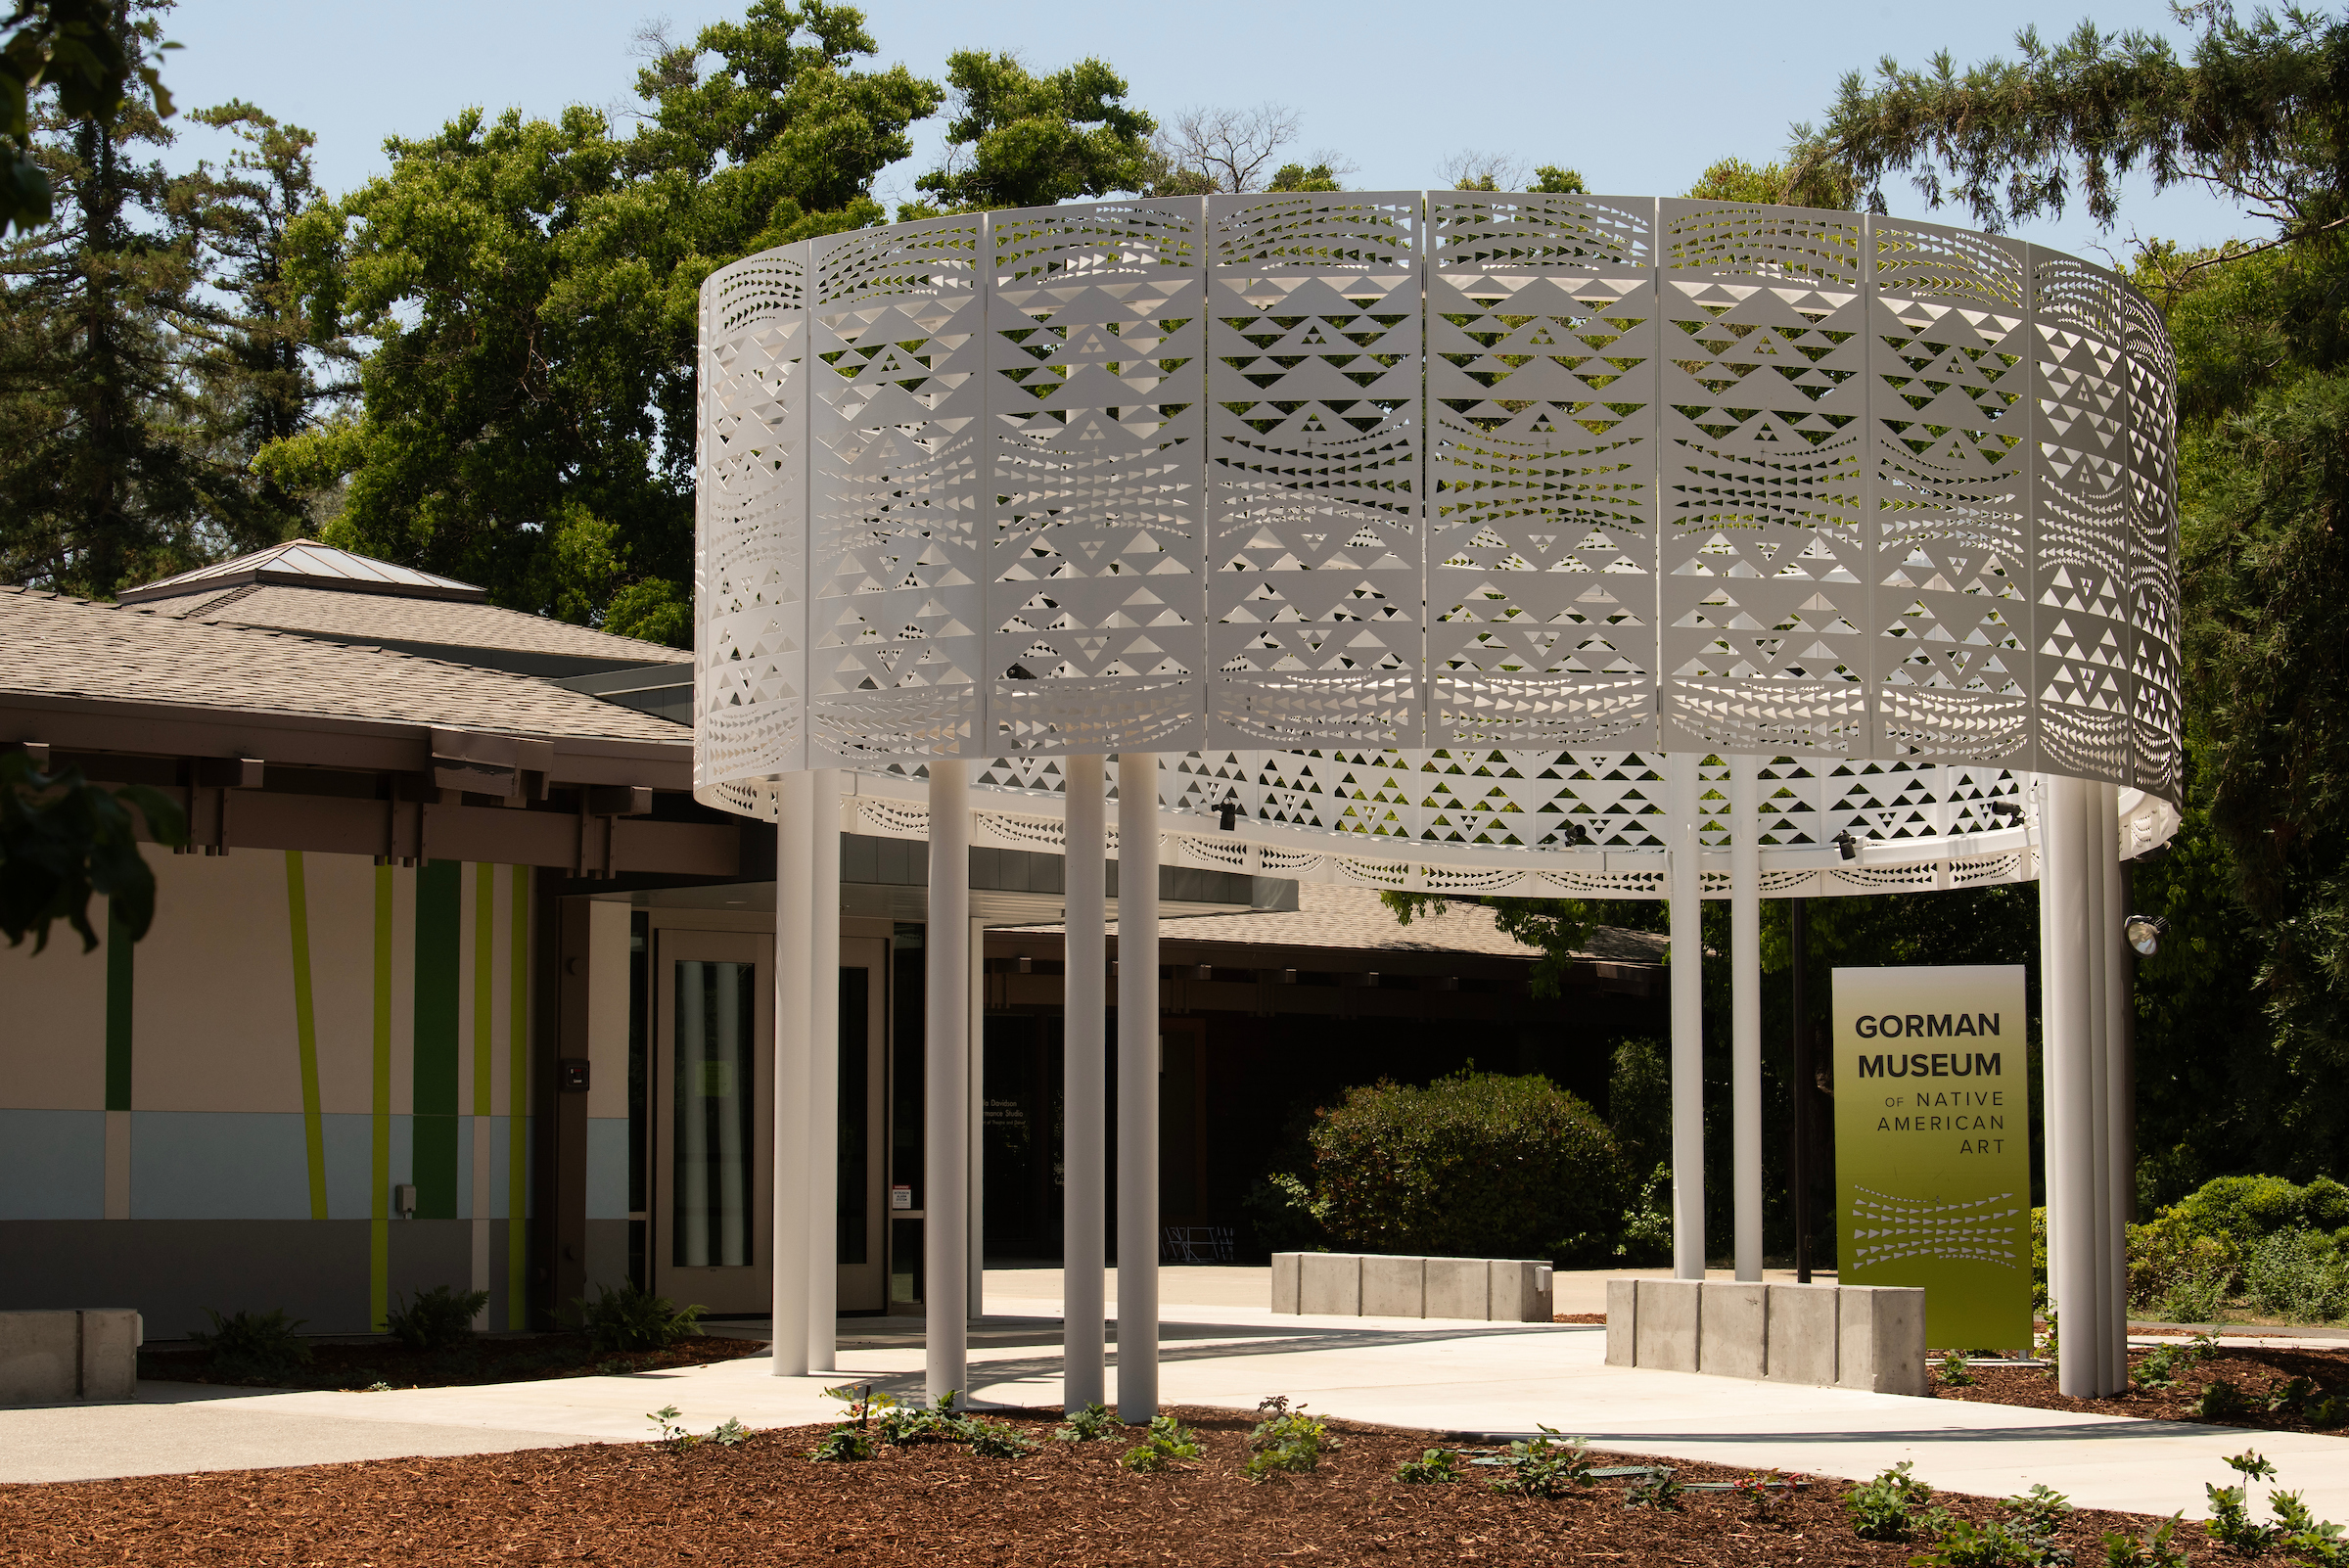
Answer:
131, 1112, 310, 1220
321, 1112, 414, 1222
0, 1109, 104, 1220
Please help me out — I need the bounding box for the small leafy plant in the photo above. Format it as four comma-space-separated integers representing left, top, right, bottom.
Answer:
574, 1283, 705, 1355
2101, 1513, 2188, 1568
1917, 1484, 2077, 1568
1245, 1397, 1337, 1483
2135, 1342, 2181, 1390
1487, 1426, 1593, 1499
2188, 1330, 2223, 1361
647, 1407, 748, 1454
1054, 1402, 1120, 1442
191, 1308, 313, 1383
1621, 1468, 1684, 1511
966, 1419, 1036, 1458
1845, 1459, 1938, 1542
810, 1382, 896, 1462
1940, 1350, 1979, 1388
877, 1389, 973, 1447
1395, 1448, 1464, 1485
2199, 1378, 2252, 1421
2207, 1451, 2281, 1556
1118, 1414, 1201, 1472
2274, 1490, 2348, 1566
385, 1285, 488, 1353
1730, 1471, 1797, 1522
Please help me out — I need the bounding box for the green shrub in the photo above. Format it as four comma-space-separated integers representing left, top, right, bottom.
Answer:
1118, 1414, 1200, 1472
1618, 1162, 1674, 1266
2128, 1207, 2240, 1316
2243, 1228, 2349, 1323
1239, 1173, 1329, 1255
572, 1283, 705, 1354
1845, 1460, 1936, 1542
2101, 1513, 2188, 1568
191, 1308, 312, 1382
1244, 1399, 1336, 1483
1054, 1402, 1120, 1442
1395, 1448, 1463, 1484
1486, 1427, 1593, 1499
386, 1285, 489, 1352
1307, 1070, 1630, 1264
2174, 1175, 2349, 1244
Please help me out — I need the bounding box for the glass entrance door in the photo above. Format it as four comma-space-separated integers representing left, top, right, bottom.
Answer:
653, 930, 771, 1314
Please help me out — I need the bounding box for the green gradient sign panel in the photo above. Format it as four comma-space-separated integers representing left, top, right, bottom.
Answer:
1833, 965, 2033, 1351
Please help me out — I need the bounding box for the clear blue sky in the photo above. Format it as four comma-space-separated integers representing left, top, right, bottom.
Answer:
162, 0, 2248, 261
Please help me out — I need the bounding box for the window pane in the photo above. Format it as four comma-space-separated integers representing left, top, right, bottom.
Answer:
673, 959, 756, 1268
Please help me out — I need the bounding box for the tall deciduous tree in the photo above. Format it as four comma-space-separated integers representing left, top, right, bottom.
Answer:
1784, 1, 2349, 1185
263, 0, 940, 638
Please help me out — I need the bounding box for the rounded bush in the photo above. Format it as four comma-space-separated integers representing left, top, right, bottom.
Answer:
1307, 1071, 1628, 1265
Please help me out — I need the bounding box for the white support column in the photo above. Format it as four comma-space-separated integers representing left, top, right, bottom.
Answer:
1062, 757, 1108, 1412
2041, 772, 2099, 1398
969, 912, 988, 1320
2084, 778, 2111, 1395
771, 772, 812, 1377
1668, 753, 1706, 1281
2099, 781, 2131, 1393
1728, 755, 1763, 1283
924, 761, 970, 1404
806, 768, 841, 1373
1116, 751, 1160, 1422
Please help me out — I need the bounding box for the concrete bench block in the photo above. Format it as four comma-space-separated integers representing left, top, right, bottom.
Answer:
1697, 1281, 1767, 1379
1489, 1259, 1553, 1322
1634, 1278, 1701, 1371
1837, 1285, 1927, 1396
1269, 1253, 1302, 1314
1763, 1283, 1839, 1385
1361, 1255, 1426, 1317
1298, 1252, 1362, 1315
1424, 1256, 1489, 1320
1604, 1277, 1638, 1366
0, 1309, 141, 1404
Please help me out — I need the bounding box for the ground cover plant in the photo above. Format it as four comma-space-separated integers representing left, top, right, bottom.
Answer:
1932, 1340, 2349, 1436
0, 1407, 2234, 1568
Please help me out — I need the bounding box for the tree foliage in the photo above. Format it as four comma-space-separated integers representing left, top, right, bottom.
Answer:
0, 5, 328, 599
0, 750, 184, 951
265, 0, 935, 633
0, 0, 176, 235
913, 51, 1152, 211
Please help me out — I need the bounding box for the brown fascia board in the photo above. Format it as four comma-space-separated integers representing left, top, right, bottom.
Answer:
0, 693, 690, 790
116, 569, 488, 607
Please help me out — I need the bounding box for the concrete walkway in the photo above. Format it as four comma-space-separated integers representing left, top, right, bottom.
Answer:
7, 1271, 2346, 1526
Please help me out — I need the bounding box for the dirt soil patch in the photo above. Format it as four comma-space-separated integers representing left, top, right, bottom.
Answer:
134, 1333, 766, 1392
0, 1408, 2207, 1567
1934, 1341, 2349, 1434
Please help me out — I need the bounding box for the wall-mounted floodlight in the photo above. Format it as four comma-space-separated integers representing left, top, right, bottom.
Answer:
2126, 913, 2170, 956
1834, 830, 1858, 861
1218, 798, 1238, 831
1562, 819, 1591, 847
1989, 800, 2024, 822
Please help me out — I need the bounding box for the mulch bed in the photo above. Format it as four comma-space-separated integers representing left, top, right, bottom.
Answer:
0, 1407, 2198, 1567
1932, 1341, 2349, 1434
133, 1334, 766, 1392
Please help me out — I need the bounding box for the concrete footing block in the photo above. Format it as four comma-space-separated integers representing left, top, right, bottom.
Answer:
1604, 1278, 1638, 1366
1269, 1253, 1302, 1314
1490, 1259, 1553, 1322
0, 1309, 142, 1404
1361, 1255, 1426, 1317
1763, 1283, 1839, 1385
1634, 1278, 1701, 1371
1697, 1282, 1767, 1379
1837, 1285, 1927, 1396
1424, 1256, 1489, 1320
1299, 1253, 1362, 1315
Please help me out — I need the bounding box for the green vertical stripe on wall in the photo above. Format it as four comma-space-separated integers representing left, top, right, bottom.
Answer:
473, 864, 494, 1118
506, 864, 530, 1328
104, 901, 132, 1112
412, 859, 461, 1219
284, 853, 329, 1221
371, 863, 393, 1333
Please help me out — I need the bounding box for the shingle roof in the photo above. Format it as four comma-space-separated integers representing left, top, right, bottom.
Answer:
161, 582, 690, 667
1010, 883, 1669, 963
0, 587, 689, 744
